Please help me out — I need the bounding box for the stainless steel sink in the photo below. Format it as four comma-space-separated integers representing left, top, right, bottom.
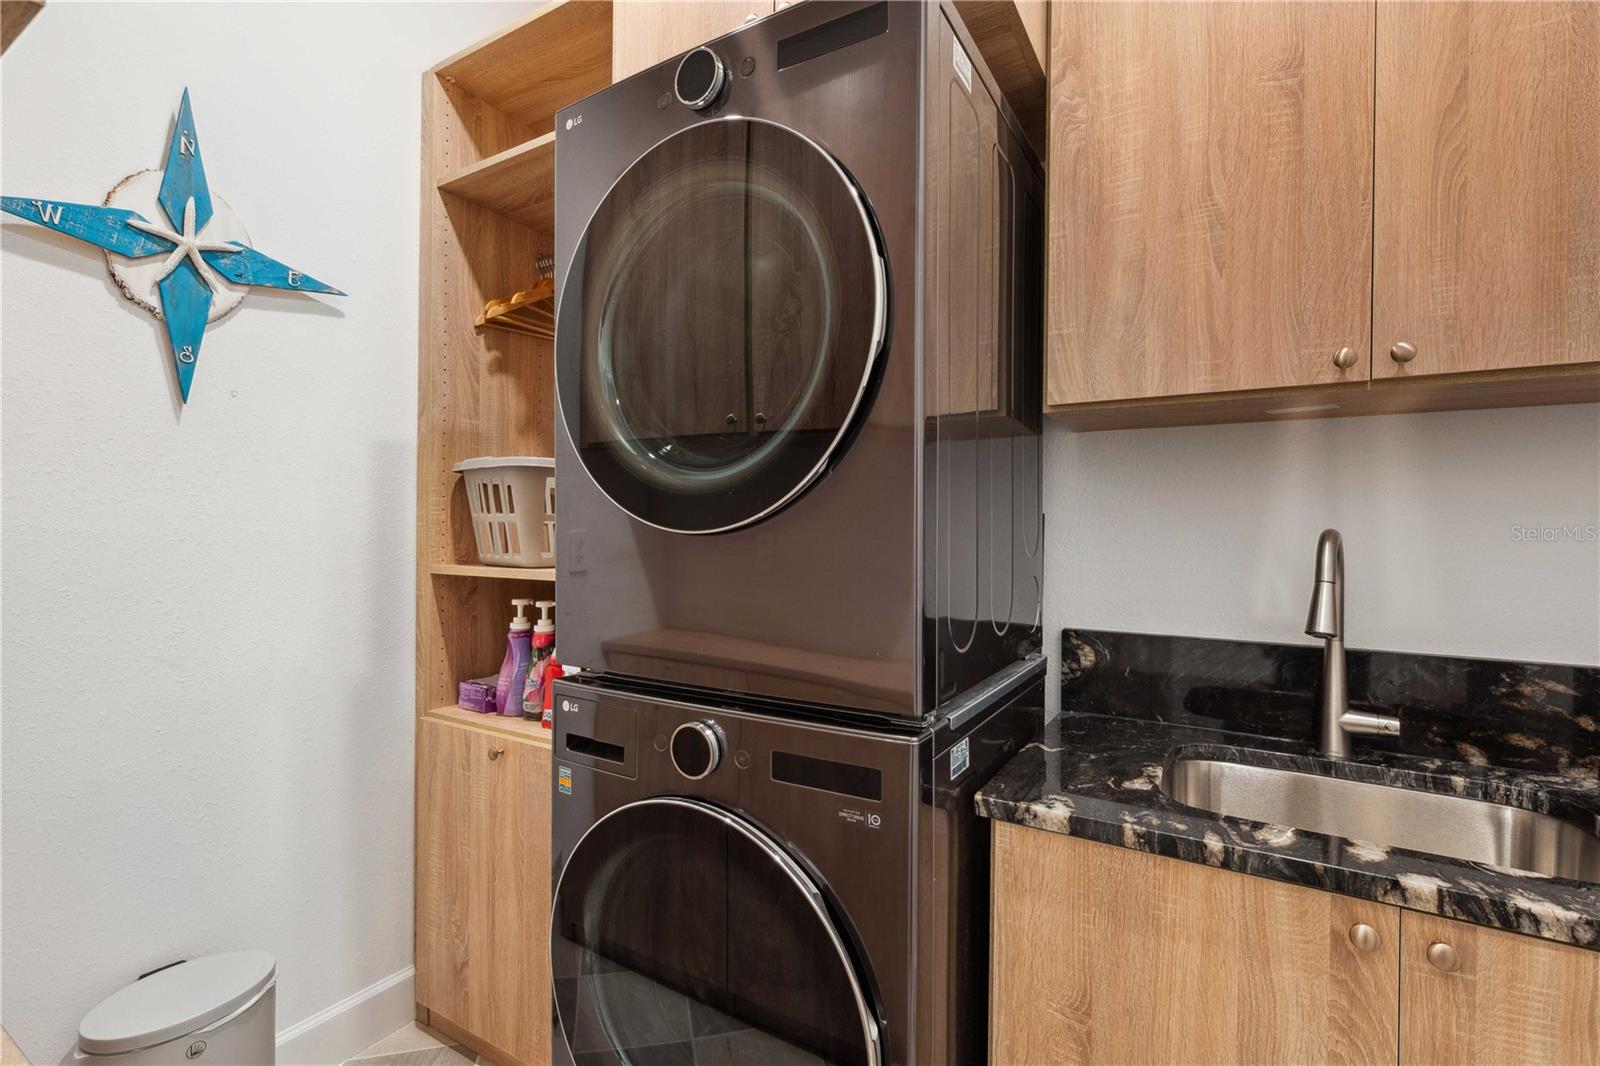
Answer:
1161, 755, 1600, 882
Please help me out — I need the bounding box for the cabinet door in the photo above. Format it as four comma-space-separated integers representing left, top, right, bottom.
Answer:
612, 2, 775, 82
1399, 912, 1600, 1066
417, 719, 552, 1066
990, 826, 1400, 1066
1046, 2, 1374, 406
1374, 2, 1600, 378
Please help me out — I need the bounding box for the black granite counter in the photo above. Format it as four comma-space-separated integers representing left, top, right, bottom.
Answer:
976, 630, 1600, 950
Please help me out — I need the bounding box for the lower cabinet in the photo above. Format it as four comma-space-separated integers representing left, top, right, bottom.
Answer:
1400, 912, 1600, 1066
416, 716, 552, 1066
990, 824, 1600, 1066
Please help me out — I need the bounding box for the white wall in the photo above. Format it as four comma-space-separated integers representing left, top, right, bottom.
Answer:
1042, 403, 1600, 714
0, 4, 534, 1062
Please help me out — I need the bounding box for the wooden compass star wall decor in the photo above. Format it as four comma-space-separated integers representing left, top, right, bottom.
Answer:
2, 89, 345, 403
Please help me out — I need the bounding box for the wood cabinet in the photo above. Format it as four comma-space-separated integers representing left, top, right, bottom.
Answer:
1398, 912, 1600, 1066
612, 1, 776, 82
1045, 0, 1600, 428
1374, 1, 1600, 379
416, 715, 553, 1066
991, 823, 1600, 1066
1045, 1, 1376, 407
990, 825, 1399, 1066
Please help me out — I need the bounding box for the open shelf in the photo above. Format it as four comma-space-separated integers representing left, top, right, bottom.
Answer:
438, 132, 555, 231
431, 0, 612, 134
431, 562, 556, 581
425, 703, 554, 748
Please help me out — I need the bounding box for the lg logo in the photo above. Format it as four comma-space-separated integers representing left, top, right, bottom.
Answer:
565, 114, 584, 131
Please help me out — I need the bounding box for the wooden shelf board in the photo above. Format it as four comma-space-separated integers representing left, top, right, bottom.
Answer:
425, 703, 554, 748
431, 563, 556, 581
438, 132, 556, 231
432, 0, 612, 133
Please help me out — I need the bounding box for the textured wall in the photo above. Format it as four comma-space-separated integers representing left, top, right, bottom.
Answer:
0, 3, 533, 1060
1040, 403, 1600, 714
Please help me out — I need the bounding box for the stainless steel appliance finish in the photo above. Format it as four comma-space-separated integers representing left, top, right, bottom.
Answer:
553, 1, 1044, 719
1304, 528, 1399, 758
548, 668, 1044, 1066
1161, 755, 1600, 882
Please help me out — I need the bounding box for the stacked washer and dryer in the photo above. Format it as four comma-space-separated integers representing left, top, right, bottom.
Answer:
549, 3, 1044, 1063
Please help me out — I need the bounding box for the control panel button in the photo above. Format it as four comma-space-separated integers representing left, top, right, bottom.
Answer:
674, 47, 727, 111
670, 720, 724, 779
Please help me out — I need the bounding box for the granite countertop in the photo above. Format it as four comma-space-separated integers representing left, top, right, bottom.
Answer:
977, 713, 1600, 949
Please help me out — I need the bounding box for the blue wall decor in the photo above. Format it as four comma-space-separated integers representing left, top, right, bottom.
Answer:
2, 90, 345, 402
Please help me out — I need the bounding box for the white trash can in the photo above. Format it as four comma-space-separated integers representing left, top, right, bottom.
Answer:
75, 951, 276, 1065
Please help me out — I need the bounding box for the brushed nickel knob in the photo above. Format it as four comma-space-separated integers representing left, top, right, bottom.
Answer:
1427, 941, 1461, 972
1390, 341, 1418, 364
1348, 923, 1382, 953
1333, 346, 1358, 370
724, 413, 738, 426
488, 747, 504, 761
754, 412, 768, 426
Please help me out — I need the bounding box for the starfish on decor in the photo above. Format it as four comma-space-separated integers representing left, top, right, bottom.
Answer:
2, 89, 345, 402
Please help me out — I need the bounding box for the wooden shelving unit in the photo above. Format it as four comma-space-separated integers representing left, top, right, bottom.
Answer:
414, 6, 611, 1064
417, 0, 610, 719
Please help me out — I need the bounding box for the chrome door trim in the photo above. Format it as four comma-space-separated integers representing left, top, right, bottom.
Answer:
555, 115, 890, 537
550, 795, 883, 1066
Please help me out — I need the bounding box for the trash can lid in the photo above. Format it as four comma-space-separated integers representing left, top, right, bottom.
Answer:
79, 951, 276, 1056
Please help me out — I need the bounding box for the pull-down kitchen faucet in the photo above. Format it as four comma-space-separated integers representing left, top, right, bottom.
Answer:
1306, 529, 1400, 759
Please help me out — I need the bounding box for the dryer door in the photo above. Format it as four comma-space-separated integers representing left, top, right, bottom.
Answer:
550, 797, 882, 1065
556, 118, 889, 534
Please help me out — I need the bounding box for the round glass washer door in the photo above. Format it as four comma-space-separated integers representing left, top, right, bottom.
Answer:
556, 118, 888, 534
550, 798, 882, 1065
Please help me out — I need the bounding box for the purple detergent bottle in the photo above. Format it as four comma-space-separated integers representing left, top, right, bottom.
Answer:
494, 599, 535, 717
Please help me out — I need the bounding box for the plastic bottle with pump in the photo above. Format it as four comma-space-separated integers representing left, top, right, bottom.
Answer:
494, 599, 535, 718
521, 601, 556, 721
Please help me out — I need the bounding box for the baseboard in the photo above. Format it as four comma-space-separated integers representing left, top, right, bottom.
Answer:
275, 967, 415, 1066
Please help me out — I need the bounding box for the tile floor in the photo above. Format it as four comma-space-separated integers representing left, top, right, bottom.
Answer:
345, 1022, 577, 1066
343, 1023, 488, 1066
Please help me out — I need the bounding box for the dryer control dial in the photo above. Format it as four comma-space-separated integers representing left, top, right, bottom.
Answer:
671, 720, 725, 780
674, 47, 727, 111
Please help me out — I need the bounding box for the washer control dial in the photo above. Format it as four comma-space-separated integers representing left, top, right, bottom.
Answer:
674, 47, 727, 111
670, 720, 725, 779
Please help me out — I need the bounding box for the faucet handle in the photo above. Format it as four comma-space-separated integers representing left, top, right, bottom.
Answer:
1340, 709, 1400, 738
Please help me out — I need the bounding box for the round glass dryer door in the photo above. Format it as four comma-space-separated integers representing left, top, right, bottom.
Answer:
557, 118, 888, 534
551, 798, 881, 1065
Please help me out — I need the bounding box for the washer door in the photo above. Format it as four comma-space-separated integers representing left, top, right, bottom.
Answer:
551, 798, 881, 1065
557, 118, 888, 534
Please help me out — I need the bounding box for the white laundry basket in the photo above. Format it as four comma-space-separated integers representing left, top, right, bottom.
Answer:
454, 456, 556, 567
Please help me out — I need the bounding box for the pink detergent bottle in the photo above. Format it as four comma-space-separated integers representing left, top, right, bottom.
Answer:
494, 599, 535, 717
522, 601, 556, 721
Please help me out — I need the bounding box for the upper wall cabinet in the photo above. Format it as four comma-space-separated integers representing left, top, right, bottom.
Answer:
1046, 1, 1376, 406
1374, 1, 1599, 378
613, 1, 779, 82
1046, 1, 1600, 429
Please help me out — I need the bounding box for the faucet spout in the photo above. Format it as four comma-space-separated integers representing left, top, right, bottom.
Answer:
1305, 529, 1344, 640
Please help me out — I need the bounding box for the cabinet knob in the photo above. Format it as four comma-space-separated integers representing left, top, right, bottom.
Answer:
1348, 923, 1382, 953
1333, 346, 1358, 370
1390, 341, 1418, 364
744, 12, 759, 21
754, 412, 768, 426
488, 746, 504, 761
1427, 941, 1461, 972
725, 413, 738, 426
